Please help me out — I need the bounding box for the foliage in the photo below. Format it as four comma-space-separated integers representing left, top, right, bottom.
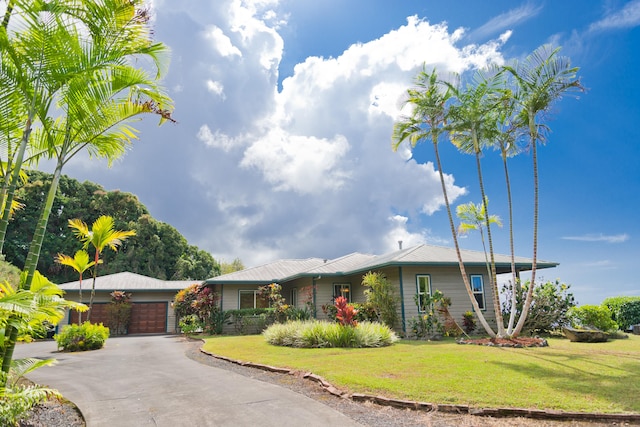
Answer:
0, 358, 61, 427
106, 291, 132, 336
263, 320, 398, 348
54, 322, 110, 352
173, 284, 221, 334
178, 314, 203, 334
567, 305, 618, 332
5, 171, 220, 283
361, 271, 399, 328
55, 249, 95, 323
352, 302, 378, 322
220, 258, 245, 275
321, 301, 338, 321
616, 301, 640, 331
462, 311, 477, 334
411, 289, 449, 339
258, 283, 288, 322
501, 279, 576, 334
226, 309, 274, 335
0, 271, 86, 373
334, 296, 358, 327
602, 296, 640, 330
299, 285, 316, 317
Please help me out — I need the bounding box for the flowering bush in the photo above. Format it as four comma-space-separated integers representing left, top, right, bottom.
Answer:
55, 322, 110, 351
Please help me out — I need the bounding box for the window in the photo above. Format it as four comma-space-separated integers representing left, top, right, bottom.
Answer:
290, 288, 298, 307
239, 290, 269, 309
470, 275, 485, 310
416, 275, 431, 313
333, 283, 351, 302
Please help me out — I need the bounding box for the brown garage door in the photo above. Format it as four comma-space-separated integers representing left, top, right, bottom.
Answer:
128, 302, 167, 334
69, 302, 167, 334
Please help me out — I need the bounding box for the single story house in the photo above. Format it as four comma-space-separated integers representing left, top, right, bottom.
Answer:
203, 244, 558, 334
57, 272, 197, 334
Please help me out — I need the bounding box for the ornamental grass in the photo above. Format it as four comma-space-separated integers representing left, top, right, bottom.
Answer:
263, 320, 398, 348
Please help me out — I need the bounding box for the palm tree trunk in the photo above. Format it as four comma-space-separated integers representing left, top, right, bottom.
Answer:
434, 138, 496, 337
513, 110, 539, 335
503, 151, 519, 335
473, 135, 505, 337
87, 253, 100, 323
0, 119, 32, 254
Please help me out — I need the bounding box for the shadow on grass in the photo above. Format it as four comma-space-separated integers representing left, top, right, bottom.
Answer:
490, 348, 640, 413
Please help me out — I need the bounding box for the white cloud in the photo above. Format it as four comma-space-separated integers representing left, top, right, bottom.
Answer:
206, 80, 225, 98
589, 0, 640, 32
469, 2, 543, 41
203, 25, 242, 57
240, 130, 350, 194
62, 2, 509, 267
562, 233, 630, 243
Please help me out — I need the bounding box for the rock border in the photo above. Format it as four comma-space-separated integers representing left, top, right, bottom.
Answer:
200, 347, 640, 423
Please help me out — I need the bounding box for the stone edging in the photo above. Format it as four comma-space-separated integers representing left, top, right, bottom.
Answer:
199, 348, 640, 423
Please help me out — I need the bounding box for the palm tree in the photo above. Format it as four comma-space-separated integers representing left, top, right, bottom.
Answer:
457, 198, 503, 281
0, 0, 173, 374
504, 45, 582, 336
392, 68, 497, 337
68, 216, 135, 321
55, 250, 96, 323
446, 68, 506, 336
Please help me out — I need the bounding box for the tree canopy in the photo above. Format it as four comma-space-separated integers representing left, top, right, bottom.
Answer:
5, 170, 221, 283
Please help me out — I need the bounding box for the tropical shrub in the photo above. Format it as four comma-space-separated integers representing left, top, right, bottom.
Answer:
106, 291, 132, 335
352, 302, 378, 322
617, 301, 640, 331
462, 311, 476, 334
263, 320, 398, 348
0, 359, 61, 427
410, 289, 446, 339
335, 296, 358, 327
361, 271, 399, 328
178, 314, 203, 334
502, 279, 576, 334
174, 284, 222, 334
567, 305, 618, 332
55, 322, 110, 352
602, 296, 640, 330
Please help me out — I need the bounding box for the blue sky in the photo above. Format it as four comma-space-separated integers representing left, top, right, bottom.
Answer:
51, 0, 640, 305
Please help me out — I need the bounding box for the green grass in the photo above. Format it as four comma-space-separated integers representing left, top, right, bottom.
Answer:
202, 334, 640, 413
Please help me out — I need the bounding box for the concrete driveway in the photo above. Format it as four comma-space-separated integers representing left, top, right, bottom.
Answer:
14, 335, 362, 427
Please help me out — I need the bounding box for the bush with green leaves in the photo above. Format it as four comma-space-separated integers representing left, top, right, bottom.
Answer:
602, 296, 640, 330
567, 305, 618, 332
54, 322, 110, 352
501, 279, 576, 334
174, 284, 222, 334
263, 320, 398, 348
361, 271, 399, 328
617, 301, 640, 331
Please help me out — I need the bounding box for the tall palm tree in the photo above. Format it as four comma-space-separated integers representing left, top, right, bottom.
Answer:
446, 68, 506, 336
504, 45, 582, 336
55, 250, 96, 323
68, 216, 135, 321
392, 68, 497, 337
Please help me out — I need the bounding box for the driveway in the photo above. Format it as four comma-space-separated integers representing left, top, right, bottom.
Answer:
14, 335, 362, 427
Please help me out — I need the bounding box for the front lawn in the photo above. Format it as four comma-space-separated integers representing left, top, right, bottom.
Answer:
202, 334, 640, 413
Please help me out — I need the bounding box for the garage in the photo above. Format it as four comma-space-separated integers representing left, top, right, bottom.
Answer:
59, 272, 197, 335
